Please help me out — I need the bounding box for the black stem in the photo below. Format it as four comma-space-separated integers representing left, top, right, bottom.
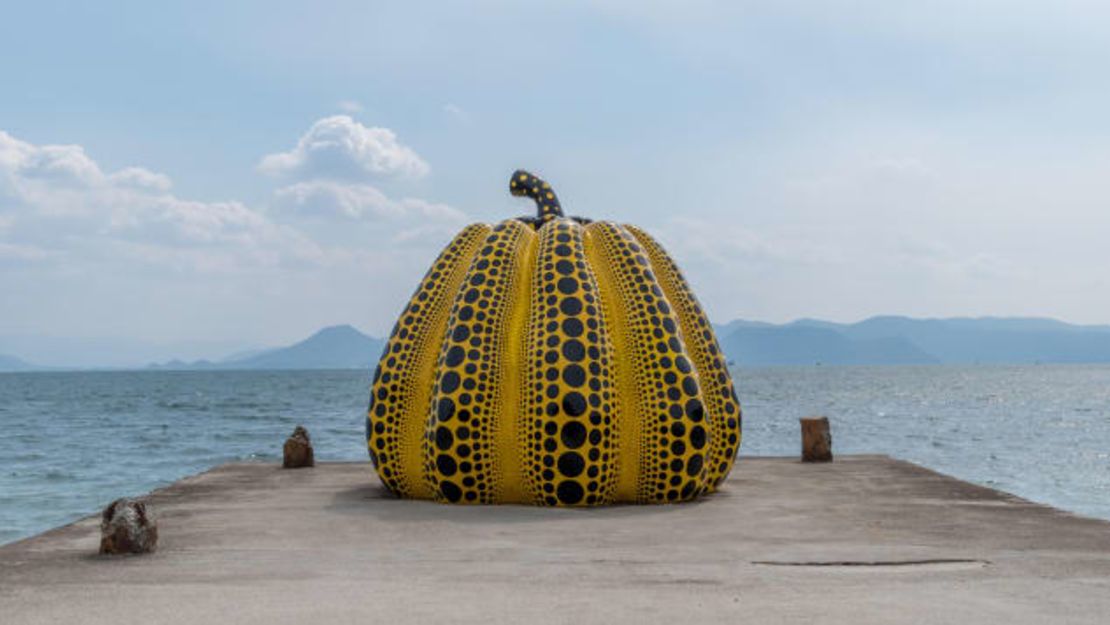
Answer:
509, 170, 563, 221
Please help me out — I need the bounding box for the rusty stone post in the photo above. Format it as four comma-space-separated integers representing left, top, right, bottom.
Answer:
800, 416, 832, 462
100, 498, 158, 555
283, 425, 315, 468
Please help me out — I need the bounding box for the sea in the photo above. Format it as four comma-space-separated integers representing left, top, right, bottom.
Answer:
1, 365, 1108, 544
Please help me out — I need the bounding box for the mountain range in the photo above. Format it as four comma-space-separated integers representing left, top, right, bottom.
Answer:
715, 316, 1110, 365
6, 316, 1110, 371
144, 325, 385, 371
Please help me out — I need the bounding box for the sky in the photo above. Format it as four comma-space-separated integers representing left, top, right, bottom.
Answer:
3, 1, 1110, 364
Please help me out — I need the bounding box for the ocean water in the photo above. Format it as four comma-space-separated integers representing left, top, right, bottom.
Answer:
1, 365, 1108, 544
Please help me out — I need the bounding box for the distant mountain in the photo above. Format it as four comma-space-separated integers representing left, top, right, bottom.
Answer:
0, 334, 260, 369
27, 315, 1110, 371
148, 325, 384, 371
0, 353, 37, 372
228, 325, 383, 369
719, 325, 937, 366
718, 316, 1110, 365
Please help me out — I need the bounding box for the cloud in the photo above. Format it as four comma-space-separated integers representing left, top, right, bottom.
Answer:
272, 180, 465, 222
108, 166, 173, 192
657, 217, 843, 267
1, 127, 478, 347
257, 115, 429, 180
0, 131, 103, 187
0, 129, 323, 274
336, 99, 364, 113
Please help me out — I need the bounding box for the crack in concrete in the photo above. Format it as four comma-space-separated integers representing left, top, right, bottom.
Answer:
752, 558, 988, 568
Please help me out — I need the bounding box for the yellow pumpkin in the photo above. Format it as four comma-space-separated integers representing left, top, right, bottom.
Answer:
367, 170, 741, 505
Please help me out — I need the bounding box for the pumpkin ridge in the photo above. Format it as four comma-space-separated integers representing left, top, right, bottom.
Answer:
497, 222, 538, 503
587, 222, 712, 502
522, 219, 617, 505
368, 223, 489, 497
624, 224, 743, 490
582, 223, 637, 502
423, 220, 529, 503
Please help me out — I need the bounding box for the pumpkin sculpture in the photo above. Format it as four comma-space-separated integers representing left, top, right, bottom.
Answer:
367, 170, 741, 506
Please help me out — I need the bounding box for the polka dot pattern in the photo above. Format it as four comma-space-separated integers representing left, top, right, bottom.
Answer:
367, 224, 489, 497
422, 220, 529, 504
521, 219, 617, 506
509, 169, 562, 223
625, 225, 743, 489
586, 221, 712, 503
366, 172, 742, 506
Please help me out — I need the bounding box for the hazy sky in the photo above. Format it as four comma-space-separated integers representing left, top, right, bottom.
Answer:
3, 1, 1110, 357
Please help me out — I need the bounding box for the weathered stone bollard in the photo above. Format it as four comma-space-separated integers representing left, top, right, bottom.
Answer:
283, 425, 315, 468
800, 416, 833, 462
100, 498, 158, 555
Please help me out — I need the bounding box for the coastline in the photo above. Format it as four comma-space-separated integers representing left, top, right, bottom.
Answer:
3, 456, 1110, 624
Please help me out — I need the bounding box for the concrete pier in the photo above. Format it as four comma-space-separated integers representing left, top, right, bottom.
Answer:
2, 456, 1110, 624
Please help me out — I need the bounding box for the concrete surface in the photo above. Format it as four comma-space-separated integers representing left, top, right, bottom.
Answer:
2, 456, 1109, 624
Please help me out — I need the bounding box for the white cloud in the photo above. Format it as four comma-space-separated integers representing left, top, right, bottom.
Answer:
0, 129, 323, 274
257, 115, 429, 180
272, 181, 401, 219
0, 131, 103, 187
272, 180, 465, 224
337, 99, 364, 113
1, 127, 475, 345
108, 166, 173, 192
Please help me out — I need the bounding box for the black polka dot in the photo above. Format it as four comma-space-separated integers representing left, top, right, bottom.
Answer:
690, 425, 707, 449
445, 346, 465, 367
436, 454, 458, 476
435, 426, 454, 451
561, 421, 587, 448
555, 259, 574, 275
441, 371, 460, 394
554, 244, 572, 257
686, 454, 704, 477
437, 397, 455, 422
452, 325, 470, 342
557, 277, 578, 294
685, 398, 704, 421
562, 340, 585, 362
682, 376, 698, 397
440, 480, 462, 502
556, 480, 584, 504
562, 318, 583, 337
681, 480, 696, 498
557, 452, 585, 477
559, 297, 582, 316
562, 392, 587, 416
562, 364, 586, 387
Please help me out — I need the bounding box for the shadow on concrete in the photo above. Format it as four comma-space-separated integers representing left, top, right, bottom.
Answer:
326, 482, 712, 525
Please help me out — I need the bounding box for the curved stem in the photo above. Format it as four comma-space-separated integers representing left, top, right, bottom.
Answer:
510, 170, 563, 221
